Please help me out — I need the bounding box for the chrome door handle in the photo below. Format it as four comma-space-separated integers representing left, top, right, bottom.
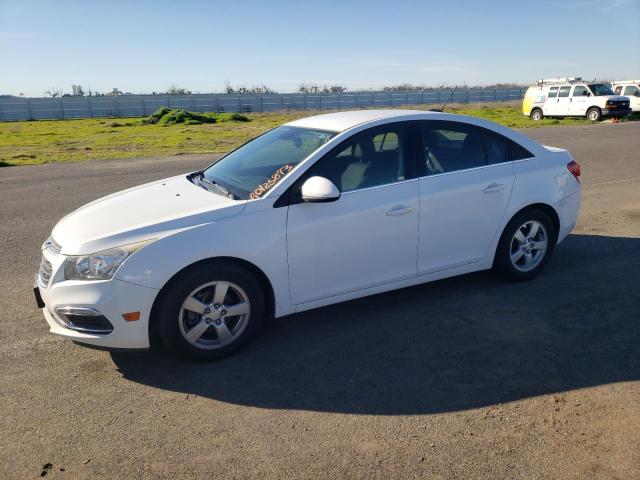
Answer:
386, 205, 413, 216
482, 183, 505, 193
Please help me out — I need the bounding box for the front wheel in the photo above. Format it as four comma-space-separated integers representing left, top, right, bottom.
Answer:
156, 262, 266, 360
587, 107, 601, 122
530, 109, 543, 121
493, 210, 556, 282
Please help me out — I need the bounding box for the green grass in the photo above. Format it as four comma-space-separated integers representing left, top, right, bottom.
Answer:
1, 103, 637, 167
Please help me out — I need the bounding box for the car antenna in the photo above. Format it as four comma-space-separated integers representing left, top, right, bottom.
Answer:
430, 86, 457, 112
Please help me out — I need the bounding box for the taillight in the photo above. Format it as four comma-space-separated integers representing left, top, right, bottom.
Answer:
567, 160, 581, 182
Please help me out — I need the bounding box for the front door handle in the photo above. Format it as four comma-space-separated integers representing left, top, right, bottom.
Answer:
386, 205, 413, 217
482, 183, 505, 193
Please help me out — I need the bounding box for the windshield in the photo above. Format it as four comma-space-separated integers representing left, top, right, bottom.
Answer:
203, 126, 336, 200
588, 84, 615, 96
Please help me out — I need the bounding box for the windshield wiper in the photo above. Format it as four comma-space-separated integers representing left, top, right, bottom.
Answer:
190, 170, 237, 200
202, 177, 237, 199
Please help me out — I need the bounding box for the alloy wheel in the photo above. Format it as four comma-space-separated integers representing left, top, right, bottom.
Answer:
178, 281, 251, 350
509, 220, 548, 272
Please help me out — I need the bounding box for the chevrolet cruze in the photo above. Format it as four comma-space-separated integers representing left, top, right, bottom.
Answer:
35, 110, 581, 359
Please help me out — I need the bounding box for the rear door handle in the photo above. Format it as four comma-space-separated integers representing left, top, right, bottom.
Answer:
482, 183, 505, 193
386, 205, 413, 216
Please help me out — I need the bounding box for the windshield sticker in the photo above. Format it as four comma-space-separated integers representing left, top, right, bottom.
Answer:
249, 164, 294, 199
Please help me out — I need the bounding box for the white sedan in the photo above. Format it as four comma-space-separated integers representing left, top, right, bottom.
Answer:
35, 110, 581, 359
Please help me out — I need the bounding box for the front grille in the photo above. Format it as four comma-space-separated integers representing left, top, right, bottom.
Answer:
608, 101, 629, 108
38, 257, 53, 288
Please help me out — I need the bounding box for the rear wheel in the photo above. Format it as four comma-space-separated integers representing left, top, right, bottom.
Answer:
156, 262, 266, 360
493, 209, 556, 282
530, 109, 543, 121
587, 107, 601, 122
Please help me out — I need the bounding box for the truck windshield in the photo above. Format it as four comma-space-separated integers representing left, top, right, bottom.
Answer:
203, 126, 336, 200
588, 84, 615, 96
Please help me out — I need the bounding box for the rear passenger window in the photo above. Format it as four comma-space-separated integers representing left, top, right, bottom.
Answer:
419, 122, 486, 174
482, 131, 533, 163
482, 132, 509, 164
510, 142, 533, 160
548, 87, 559, 98
558, 86, 571, 97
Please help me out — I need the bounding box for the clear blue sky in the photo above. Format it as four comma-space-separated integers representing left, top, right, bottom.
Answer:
1, 0, 639, 97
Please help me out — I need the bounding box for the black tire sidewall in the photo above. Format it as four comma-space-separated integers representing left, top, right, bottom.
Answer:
156, 262, 266, 360
494, 210, 556, 282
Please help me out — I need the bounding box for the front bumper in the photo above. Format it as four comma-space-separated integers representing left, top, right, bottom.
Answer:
37, 249, 158, 350
601, 107, 632, 117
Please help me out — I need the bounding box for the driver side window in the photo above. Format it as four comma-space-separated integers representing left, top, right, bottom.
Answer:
306, 126, 406, 193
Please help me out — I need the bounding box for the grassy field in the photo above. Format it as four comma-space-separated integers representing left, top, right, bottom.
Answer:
1, 102, 636, 166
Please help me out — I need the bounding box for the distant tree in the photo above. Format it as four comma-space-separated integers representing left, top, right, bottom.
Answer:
45, 87, 64, 98
298, 83, 318, 93
298, 83, 347, 94
328, 84, 347, 93
383, 83, 430, 91
166, 84, 191, 95
253, 84, 275, 94
224, 82, 276, 94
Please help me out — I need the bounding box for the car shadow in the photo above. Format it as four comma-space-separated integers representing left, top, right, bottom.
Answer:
111, 234, 640, 415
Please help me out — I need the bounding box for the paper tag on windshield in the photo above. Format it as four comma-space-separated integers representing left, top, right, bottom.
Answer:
249, 164, 294, 199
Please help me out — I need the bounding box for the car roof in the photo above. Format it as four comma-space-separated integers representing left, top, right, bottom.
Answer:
284, 109, 438, 132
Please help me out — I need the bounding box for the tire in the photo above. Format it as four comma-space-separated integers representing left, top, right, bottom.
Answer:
155, 261, 266, 360
587, 107, 601, 122
530, 109, 543, 121
493, 209, 556, 282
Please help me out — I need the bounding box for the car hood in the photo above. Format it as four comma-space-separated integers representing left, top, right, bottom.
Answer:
604, 95, 630, 102
52, 175, 246, 255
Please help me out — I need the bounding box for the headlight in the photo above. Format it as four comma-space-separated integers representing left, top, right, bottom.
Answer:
64, 240, 153, 281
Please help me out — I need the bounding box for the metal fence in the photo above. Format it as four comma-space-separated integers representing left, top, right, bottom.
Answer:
0, 87, 525, 122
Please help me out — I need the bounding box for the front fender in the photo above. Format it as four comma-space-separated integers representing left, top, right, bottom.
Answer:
114, 202, 292, 317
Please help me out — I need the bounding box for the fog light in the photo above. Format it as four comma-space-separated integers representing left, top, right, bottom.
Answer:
54, 307, 114, 334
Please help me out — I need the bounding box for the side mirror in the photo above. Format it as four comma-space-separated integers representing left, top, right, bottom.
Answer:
301, 176, 341, 203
